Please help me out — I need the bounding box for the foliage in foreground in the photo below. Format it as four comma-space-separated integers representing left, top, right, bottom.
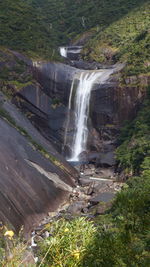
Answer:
36, 164, 150, 266
1, 163, 149, 266
0, 226, 31, 267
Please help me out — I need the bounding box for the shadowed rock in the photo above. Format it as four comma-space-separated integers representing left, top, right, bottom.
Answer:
0, 96, 78, 234
33, 62, 81, 105
90, 192, 115, 204
25, 61, 146, 166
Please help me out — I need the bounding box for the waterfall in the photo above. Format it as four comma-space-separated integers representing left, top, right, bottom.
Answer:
59, 46, 82, 59
66, 69, 114, 162
67, 47, 82, 54
59, 47, 67, 58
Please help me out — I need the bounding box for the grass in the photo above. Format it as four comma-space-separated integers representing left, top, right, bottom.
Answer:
37, 218, 96, 267
0, 225, 35, 267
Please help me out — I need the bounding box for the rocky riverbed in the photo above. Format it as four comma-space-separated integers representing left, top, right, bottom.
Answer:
26, 164, 124, 264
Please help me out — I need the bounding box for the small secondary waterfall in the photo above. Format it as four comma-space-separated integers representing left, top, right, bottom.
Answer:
66, 69, 114, 162
59, 47, 67, 58
59, 46, 83, 59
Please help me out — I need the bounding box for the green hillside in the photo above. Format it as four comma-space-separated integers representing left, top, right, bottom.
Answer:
0, 0, 148, 60
83, 1, 150, 75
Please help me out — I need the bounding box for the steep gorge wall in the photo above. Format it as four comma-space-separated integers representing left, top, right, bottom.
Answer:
33, 62, 81, 105
0, 48, 149, 233
29, 62, 149, 164
7, 50, 149, 165
0, 89, 78, 233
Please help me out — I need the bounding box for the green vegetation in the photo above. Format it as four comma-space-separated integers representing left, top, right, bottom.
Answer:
0, 1, 149, 76
0, 226, 31, 267
35, 157, 149, 267
38, 218, 95, 266
1, 163, 149, 266
0, 92, 149, 266
0, 93, 149, 267
0, 1, 149, 266
83, 1, 150, 75
0, 48, 26, 76
0, 0, 148, 60
116, 86, 150, 175
0, 47, 33, 97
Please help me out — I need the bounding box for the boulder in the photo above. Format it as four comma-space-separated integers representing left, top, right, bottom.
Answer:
88, 201, 112, 215
90, 192, 115, 204
96, 152, 116, 167
67, 201, 87, 214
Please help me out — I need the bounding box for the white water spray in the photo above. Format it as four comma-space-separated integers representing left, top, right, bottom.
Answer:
59, 46, 82, 58
59, 47, 67, 58
67, 47, 82, 54
67, 69, 114, 161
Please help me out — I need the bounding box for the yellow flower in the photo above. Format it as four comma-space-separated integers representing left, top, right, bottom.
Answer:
64, 228, 69, 232
4, 230, 14, 240
72, 250, 80, 260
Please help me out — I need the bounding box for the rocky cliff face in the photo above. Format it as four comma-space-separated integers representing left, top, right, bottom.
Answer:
29, 61, 148, 166
33, 62, 80, 105
89, 74, 148, 166
0, 48, 149, 233
0, 89, 78, 234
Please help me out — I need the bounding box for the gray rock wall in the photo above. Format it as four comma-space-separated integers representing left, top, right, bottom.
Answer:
0, 94, 78, 233
33, 62, 81, 105
28, 62, 147, 166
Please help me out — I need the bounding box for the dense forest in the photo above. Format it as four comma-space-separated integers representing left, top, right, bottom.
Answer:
0, 0, 150, 266
0, 0, 149, 62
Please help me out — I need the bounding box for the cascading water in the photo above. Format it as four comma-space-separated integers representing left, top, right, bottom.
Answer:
59, 47, 67, 58
67, 46, 82, 54
59, 46, 82, 59
66, 69, 114, 162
